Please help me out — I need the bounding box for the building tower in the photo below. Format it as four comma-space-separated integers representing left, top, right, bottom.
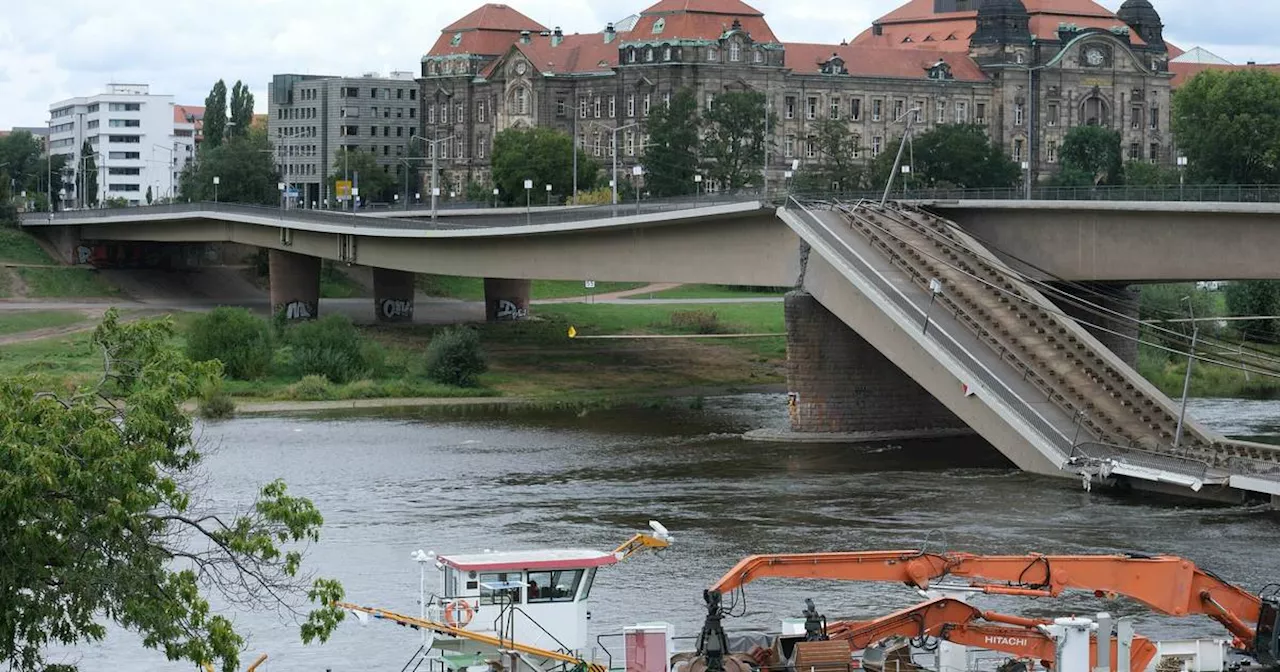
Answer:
1116, 0, 1166, 52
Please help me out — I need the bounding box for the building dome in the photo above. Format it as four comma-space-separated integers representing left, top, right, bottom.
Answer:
971, 0, 1030, 46
1117, 0, 1165, 49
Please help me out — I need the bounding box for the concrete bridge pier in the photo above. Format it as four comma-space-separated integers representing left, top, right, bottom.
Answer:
269, 249, 321, 321
1053, 283, 1141, 367
485, 278, 532, 322
373, 268, 416, 323
780, 291, 969, 440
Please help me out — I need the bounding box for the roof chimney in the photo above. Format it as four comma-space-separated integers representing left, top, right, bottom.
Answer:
552, 26, 564, 47
873, 23, 883, 36
605, 22, 616, 44
1248, 60, 1257, 65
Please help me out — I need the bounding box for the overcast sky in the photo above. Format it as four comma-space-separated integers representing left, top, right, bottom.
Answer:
1, 0, 1276, 129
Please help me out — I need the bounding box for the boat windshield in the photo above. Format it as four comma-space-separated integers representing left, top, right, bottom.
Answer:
526, 569, 583, 603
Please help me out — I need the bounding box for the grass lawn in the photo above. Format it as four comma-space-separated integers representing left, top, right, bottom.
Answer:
0, 269, 11, 298
0, 228, 54, 265
417, 274, 646, 301
643, 284, 788, 300
17, 268, 119, 298
320, 268, 367, 299
0, 311, 89, 336
0, 331, 103, 390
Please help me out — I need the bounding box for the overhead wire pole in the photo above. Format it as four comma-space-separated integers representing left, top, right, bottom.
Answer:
881, 107, 922, 206
1173, 296, 1199, 451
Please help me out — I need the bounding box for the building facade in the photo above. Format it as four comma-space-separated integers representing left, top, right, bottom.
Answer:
420, 0, 1188, 195
266, 72, 420, 207
48, 84, 193, 207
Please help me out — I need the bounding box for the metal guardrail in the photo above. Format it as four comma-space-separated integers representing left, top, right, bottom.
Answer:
1070, 441, 1212, 481
791, 184, 1280, 204
18, 193, 765, 231
785, 198, 1075, 458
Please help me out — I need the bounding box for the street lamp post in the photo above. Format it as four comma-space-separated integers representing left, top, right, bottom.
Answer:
213, 176, 220, 203
413, 133, 455, 222
493, 187, 499, 208
1177, 155, 1188, 200
524, 179, 533, 224
631, 165, 643, 215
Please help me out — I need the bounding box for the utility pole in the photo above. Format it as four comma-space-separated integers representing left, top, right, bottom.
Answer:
881, 107, 921, 206
762, 87, 771, 198
1173, 296, 1198, 451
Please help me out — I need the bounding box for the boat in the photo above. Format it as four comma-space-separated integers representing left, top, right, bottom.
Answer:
338, 538, 1279, 672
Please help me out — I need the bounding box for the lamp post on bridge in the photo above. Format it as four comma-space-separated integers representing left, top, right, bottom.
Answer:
881, 107, 922, 206
1177, 155, 1188, 201
413, 133, 455, 222
213, 176, 220, 204
524, 179, 533, 225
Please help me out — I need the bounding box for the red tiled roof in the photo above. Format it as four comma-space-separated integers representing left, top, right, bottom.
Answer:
1169, 61, 1280, 88
785, 42, 988, 82
173, 104, 205, 125
429, 29, 531, 57
444, 3, 546, 32
512, 33, 620, 75
629, 12, 777, 43
640, 0, 764, 16
856, 0, 1150, 50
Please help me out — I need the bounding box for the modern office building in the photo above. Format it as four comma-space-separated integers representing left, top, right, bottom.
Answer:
267, 71, 420, 206
48, 83, 196, 207
421, 0, 1272, 194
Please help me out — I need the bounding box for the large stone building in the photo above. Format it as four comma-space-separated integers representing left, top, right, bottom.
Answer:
420, 0, 1211, 195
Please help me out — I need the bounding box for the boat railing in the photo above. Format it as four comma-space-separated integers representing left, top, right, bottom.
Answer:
493, 603, 575, 656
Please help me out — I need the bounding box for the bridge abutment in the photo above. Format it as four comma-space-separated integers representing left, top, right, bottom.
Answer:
780, 291, 968, 439
373, 268, 416, 323
269, 249, 321, 321
485, 278, 531, 322
1053, 283, 1140, 367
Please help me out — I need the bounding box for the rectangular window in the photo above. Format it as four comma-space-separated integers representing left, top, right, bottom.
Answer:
478, 101, 487, 123
872, 136, 883, 156
87, 104, 99, 113
108, 102, 142, 112
1013, 138, 1024, 162
478, 138, 487, 159
108, 119, 141, 128
955, 101, 968, 124
830, 97, 840, 120
850, 98, 862, 121
976, 103, 986, 124
933, 100, 942, 124
593, 132, 602, 157
479, 572, 522, 606
625, 131, 635, 156
872, 99, 883, 122
108, 183, 141, 192
1047, 140, 1058, 163
643, 94, 651, 116
409, 108, 416, 119
457, 137, 464, 158
627, 95, 635, 118
594, 97, 601, 118
427, 106, 435, 124
108, 151, 140, 160
663, 92, 670, 108
580, 97, 588, 119
806, 96, 818, 120
1150, 143, 1160, 163
805, 138, 817, 159
455, 103, 463, 121
1150, 106, 1160, 130
893, 99, 904, 121
609, 96, 616, 118
785, 96, 796, 120
1131, 107, 1142, 129
441, 104, 449, 124
1129, 142, 1141, 160
784, 134, 795, 158
526, 570, 583, 603
108, 135, 140, 143
556, 99, 566, 117
852, 134, 862, 159
1014, 103, 1024, 126
108, 167, 141, 175
410, 89, 417, 101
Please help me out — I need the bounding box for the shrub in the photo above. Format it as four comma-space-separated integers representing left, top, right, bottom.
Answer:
669, 310, 726, 334
286, 374, 336, 401
424, 327, 487, 388
286, 315, 367, 384
186, 307, 274, 380
197, 381, 236, 419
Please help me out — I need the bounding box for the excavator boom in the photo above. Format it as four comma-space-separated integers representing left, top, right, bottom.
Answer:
708, 550, 1263, 643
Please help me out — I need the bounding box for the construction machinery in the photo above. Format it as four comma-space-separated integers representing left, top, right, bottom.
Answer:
696, 550, 1280, 672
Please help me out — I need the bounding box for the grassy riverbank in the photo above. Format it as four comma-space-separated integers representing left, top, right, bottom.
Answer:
0, 303, 787, 407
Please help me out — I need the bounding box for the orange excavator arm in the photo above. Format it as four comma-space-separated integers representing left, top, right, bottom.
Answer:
822, 597, 1156, 672
708, 550, 1262, 643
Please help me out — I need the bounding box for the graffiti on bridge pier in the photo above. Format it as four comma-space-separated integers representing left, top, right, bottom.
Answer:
494, 299, 529, 321
379, 298, 414, 321
278, 300, 317, 321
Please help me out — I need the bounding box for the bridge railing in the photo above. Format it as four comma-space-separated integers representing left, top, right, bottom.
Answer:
788, 184, 1280, 204
19, 192, 765, 230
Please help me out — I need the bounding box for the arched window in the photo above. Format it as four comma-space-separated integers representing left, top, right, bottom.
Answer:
663, 47, 672, 61
1081, 96, 1110, 127
511, 87, 530, 115
646, 48, 654, 62
753, 50, 763, 64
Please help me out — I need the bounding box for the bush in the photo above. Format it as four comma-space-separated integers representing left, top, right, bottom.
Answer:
286, 374, 336, 401
286, 315, 368, 384
669, 310, 726, 334
424, 327, 487, 388
197, 381, 236, 419
186, 307, 274, 380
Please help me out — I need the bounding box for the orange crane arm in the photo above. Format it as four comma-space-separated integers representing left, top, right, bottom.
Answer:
822, 598, 1156, 672
708, 550, 1262, 643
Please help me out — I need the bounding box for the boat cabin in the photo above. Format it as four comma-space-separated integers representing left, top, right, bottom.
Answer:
435, 549, 619, 653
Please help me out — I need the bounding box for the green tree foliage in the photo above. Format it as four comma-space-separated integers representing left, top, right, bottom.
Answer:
0, 131, 66, 208
228, 81, 255, 140
1057, 125, 1124, 186
328, 148, 396, 204
491, 127, 599, 206
203, 80, 228, 150
186, 307, 275, 380
1124, 160, 1181, 185
641, 88, 701, 197
702, 91, 771, 190
1226, 281, 1280, 340
79, 140, 99, 207
179, 126, 279, 205
868, 125, 1019, 192
0, 309, 343, 672
145, 185, 154, 205
424, 327, 488, 387
794, 119, 868, 194
1173, 69, 1280, 184
285, 314, 370, 384
1139, 283, 1217, 348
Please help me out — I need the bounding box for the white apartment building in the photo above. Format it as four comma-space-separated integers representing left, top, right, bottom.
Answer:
48, 83, 194, 207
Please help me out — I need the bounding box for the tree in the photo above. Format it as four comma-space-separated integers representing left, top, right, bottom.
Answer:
865, 124, 1019, 192
702, 91, 771, 191
1057, 125, 1124, 186
79, 140, 99, 208
229, 80, 255, 140
1173, 69, 1280, 184
0, 309, 344, 672
1124, 160, 1180, 186
145, 185, 154, 205
203, 80, 229, 150
179, 125, 279, 205
641, 88, 701, 197
328, 148, 396, 205
0, 130, 49, 196
491, 127, 599, 206
1226, 281, 1280, 340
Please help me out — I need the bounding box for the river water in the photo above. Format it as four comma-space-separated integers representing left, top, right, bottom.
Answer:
53, 395, 1280, 672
